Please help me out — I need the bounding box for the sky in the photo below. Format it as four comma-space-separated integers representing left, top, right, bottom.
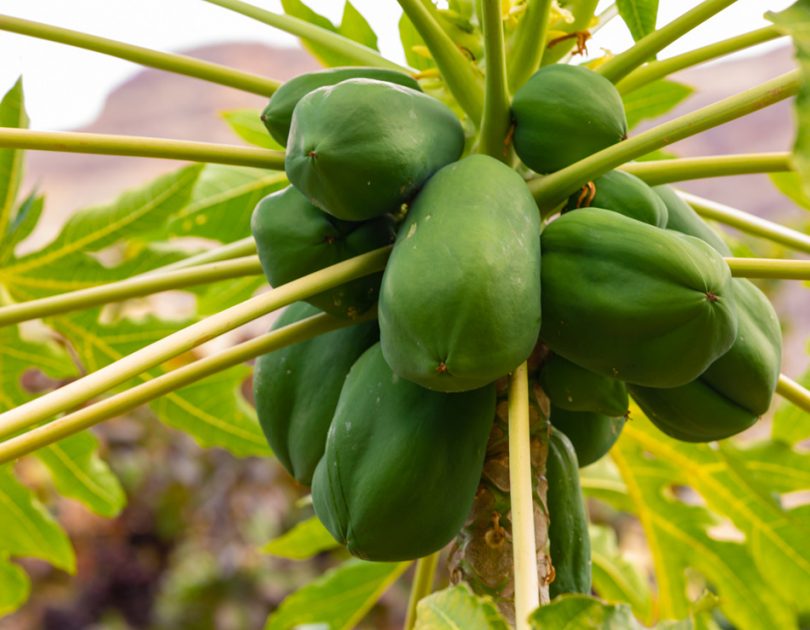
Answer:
0, 0, 796, 130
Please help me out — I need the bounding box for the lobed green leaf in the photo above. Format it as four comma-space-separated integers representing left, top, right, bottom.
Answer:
414, 583, 510, 630
262, 516, 339, 560
617, 0, 660, 42
623, 79, 693, 131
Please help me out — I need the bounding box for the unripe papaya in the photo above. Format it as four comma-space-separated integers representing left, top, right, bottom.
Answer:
512, 65, 627, 173
261, 67, 421, 146
539, 354, 628, 417
629, 278, 782, 441
548, 429, 591, 598
312, 343, 496, 561
379, 155, 542, 392
540, 208, 738, 387
566, 170, 668, 227
285, 79, 465, 221
251, 186, 395, 319
550, 405, 625, 467
253, 303, 378, 485
654, 185, 731, 255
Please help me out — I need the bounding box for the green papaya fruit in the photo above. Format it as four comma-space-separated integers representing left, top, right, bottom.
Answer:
540, 208, 738, 387
539, 354, 629, 417
629, 278, 782, 441
547, 429, 592, 598
251, 186, 395, 319
261, 67, 421, 146
654, 185, 731, 255
312, 343, 496, 561
512, 65, 627, 173
285, 79, 465, 221
253, 302, 378, 485
379, 154, 542, 392
566, 170, 668, 227
550, 405, 626, 467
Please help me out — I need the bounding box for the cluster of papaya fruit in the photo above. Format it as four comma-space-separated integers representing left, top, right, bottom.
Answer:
250, 62, 782, 577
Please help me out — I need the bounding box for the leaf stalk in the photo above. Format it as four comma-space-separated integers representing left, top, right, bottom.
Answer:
478, 0, 511, 161
623, 153, 792, 185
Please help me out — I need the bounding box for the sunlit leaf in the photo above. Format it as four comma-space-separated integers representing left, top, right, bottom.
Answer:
772, 369, 810, 444
730, 440, 810, 493
399, 13, 435, 71
168, 165, 287, 243
769, 171, 810, 210
579, 457, 633, 512
617, 0, 659, 42
769, 2, 810, 196
623, 79, 693, 130
339, 1, 379, 51
221, 109, 282, 150
264, 559, 409, 630
36, 433, 126, 518
415, 583, 510, 630
0, 466, 74, 573
589, 525, 653, 624
0, 555, 29, 617
0, 78, 28, 246
262, 516, 339, 560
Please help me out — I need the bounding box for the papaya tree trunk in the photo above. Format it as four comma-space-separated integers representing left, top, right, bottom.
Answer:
447, 350, 552, 623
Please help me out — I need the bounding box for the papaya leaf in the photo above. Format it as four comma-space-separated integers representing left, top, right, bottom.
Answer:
399, 12, 436, 71
769, 2, 810, 197
623, 79, 693, 131
264, 559, 410, 630
221, 109, 283, 150
280, 0, 379, 67
0, 555, 29, 618
414, 584, 510, 630
613, 420, 799, 629
167, 165, 287, 243
617, 0, 659, 42
772, 369, 810, 444
589, 525, 654, 624
50, 310, 269, 457
529, 594, 686, 629
0, 166, 202, 300
261, 516, 339, 560
0, 78, 28, 245
729, 440, 810, 493
0, 466, 75, 573
579, 457, 634, 513
194, 275, 265, 316
2, 193, 44, 263
769, 171, 810, 210
36, 434, 126, 519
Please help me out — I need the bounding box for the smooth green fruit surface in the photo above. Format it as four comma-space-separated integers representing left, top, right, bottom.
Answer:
630, 279, 782, 441
312, 343, 495, 561
379, 155, 542, 392
251, 186, 395, 318
654, 185, 731, 255
539, 354, 629, 417
261, 67, 420, 146
566, 170, 668, 227
512, 64, 627, 173
548, 429, 592, 598
550, 405, 626, 467
253, 303, 378, 485
541, 208, 738, 387
285, 79, 465, 221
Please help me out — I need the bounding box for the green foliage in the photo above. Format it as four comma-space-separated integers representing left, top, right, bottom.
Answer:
415, 584, 510, 629
529, 594, 691, 629
262, 516, 339, 560
772, 370, 810, 444
264, 559, 409, 629
617, 0, 660, 42
221, 109, 284, 149
623, 79, 693, 130
0, 557, 29, 617
281, 0, 379, 67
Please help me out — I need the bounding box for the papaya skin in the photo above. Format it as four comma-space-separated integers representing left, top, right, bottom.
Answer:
550, 404, 626, 467
566, 170, 669, 227
285, 79, 465, 221
252, 303, 379, 485
512, 64, 627, 174
539, 353, 629, 417
312, 343, 495, 561
654, 184, 731, 255
250, 185, 395, 319
547, 429, 592, 598
261, 67, 421, 147
630, 278, 782, 442
379, 154, 542, 392
540, 208, 738, 388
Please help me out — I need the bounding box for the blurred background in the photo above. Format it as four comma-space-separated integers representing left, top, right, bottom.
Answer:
0, 1, 807, 628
